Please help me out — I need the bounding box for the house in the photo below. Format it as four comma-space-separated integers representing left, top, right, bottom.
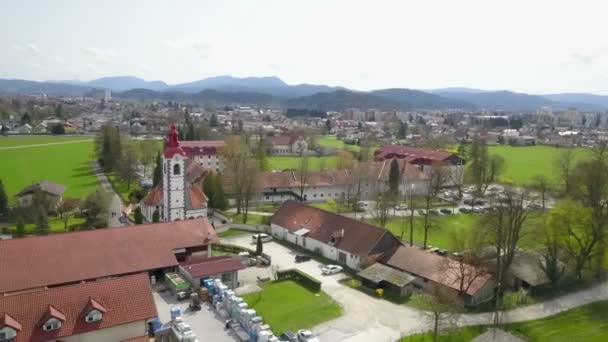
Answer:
139, 125, 210, 222
16, 180, 66, 208
270, 201, 403, 270
357, 262, 415, 297
509, 135, 536, 146
379, 246, 494, 306
178, 255, 245, 289
17, 124, 32, 134
471, 328, 525, 342
0, 218, 219, 294
0, 274, 157, 342
270, 135, 309, 155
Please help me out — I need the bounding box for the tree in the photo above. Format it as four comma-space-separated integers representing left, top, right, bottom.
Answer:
214, 172, 228, 210
540, 220, 566, 290
373, 192, 393, 227
14, 217, 26, 238
51, 123, 65, 135
297, 156, 310, 201
555, 148, 575, 196
0, 179, 7, 216
95, 123, 122, 172
209, 114, 219, 128
139, 141, 157, 178
134, 207, 144, 224
203, 173, 216, 209
421, 162, 449, 249
55, 104, 64, 118
118, 145, 139, 191
467, 136, 505, 197
335, 148, 355, 170
21, 113, 31, 125
152, 210, 160, 223
324, 119, 332, 134
153, 152, 163, 187
57, 197, 81, 229
241, 159, 259, 224
35, 207, 49, 235
420, 287, 462, 341
357, 121, 363, 130
388, 159, 401, 195
82, 188, 111, 229
397, 120, 408, 139
222, 136, 255, 214
255, 234, 263, 255
532, 174, 551, 209
445, 229, 485, 296
255, 140, 269, 171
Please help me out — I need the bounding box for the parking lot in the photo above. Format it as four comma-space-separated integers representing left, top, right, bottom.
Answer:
153, 286, 238, 342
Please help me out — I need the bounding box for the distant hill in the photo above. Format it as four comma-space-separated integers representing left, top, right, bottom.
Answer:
55, 76, 168, 92
115, 88, 277, 106
172, 75, 287, 92
0, 79, 94, 95
372, 88, 476, 110
438, 90, 605, 111
429, 87, 488, 94
541, 93, 608, 109
286, 90, 407, 111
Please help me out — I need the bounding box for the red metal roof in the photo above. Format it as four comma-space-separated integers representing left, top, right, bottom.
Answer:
0, 274, 157, 342
180, 256, 245, 278
0, 219, 219, 293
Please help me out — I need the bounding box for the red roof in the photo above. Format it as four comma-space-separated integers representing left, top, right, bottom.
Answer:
0, 274, 157, 342
0, 313, 22, 331
164, 124, 186, 159
141, 185, 162, 206
180, 141, 225, 157
374, 145, 461, 164
43, 305, 66, 322
180, 256, 245, 278
0, 219, 219, 293
381, 246, 493, 296
271, 201, 402, 257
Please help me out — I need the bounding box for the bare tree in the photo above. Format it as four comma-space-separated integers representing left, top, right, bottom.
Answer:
57, 197, 81, 229
554, 147, 575, 196
467, 136, 505, 197
373, 191, 393, 227
222, 136, 250, 214
420, 287, 463, 341
532, 174, 551, 209
139, 140, 157, 178
445, 230, 486, 296
421, 162, 449, 249
118, 144, 139, 191
241, 159, 259, 224
449, 163, 466, 199
296, 156, 310, 201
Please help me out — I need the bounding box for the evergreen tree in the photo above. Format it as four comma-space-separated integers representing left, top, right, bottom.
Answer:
210, 114, 219, 128
255, 144, 269, 171
324, 119, 332, 134
255, 235, 263, 255
214, 172, 228, 210
388, 159, 401, 194
0, 179, 8, 216
153, 152, 163, 187
134, 207, 144, 224
21, 113, 31, 125
203, 173, 216, 209
397, 121, 408, 139
35, 208, 49, 235
357, 121, 363, 130
14, 217, 25, 238
152, 210, 160, 223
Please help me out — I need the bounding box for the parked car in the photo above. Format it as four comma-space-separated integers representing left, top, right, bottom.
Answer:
394, 204, 408, 211
279, 331, 298, 342
321, 264, 343, 275
295, 255, 311, 263
429, 209, 439, 215
251, 233, 273, 243
527, 203, 543, 210
472, 207, 485, 213
439, 208, 452, 214
297, 329, 320, 342
417, 209, 426, 215
459, 207, 471, 213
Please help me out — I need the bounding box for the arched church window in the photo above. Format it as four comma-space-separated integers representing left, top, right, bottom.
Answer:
173, 163, 181, 175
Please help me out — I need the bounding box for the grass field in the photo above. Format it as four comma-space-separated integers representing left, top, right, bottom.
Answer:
399, 300, 608, 342
376, 211, 545, 250
7, 216, 86, 234
217, 228, 253, 238
268, 156, 339, 171
488, 145, 592, 185
229, 212, 266, 225
0, 136, 98, 203
317, 135, 360, 152
0, 135, 92, 148
241, 281, 342, 334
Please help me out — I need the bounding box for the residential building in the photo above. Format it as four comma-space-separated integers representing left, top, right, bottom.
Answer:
179, 140, 225, 172
269, 135, 309, 155
0, 274, 157, 342
178, 255, 245, 289
16, 180, 66, 208
270, 201, 403, 270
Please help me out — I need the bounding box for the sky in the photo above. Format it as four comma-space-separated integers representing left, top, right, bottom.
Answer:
1, 0, 607, 94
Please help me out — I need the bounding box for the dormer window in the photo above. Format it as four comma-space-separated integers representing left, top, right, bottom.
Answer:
0, 328, 17, 341
85, 310, 103, 323
43, 318, 61, 331
0, 313, 22, 340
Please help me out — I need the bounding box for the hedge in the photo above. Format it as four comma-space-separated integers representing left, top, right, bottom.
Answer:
213, 243, 272, 264
276, 269, 322, 292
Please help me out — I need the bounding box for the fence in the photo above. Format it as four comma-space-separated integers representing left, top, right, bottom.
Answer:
276, 269, 322, 292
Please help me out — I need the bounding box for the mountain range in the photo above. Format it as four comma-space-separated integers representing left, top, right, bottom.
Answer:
1, 75, 607, 112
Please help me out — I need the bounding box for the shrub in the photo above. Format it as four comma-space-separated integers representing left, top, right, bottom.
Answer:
276, 269, 322, 292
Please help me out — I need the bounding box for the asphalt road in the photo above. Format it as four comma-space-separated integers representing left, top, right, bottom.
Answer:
90, 161, 125, 228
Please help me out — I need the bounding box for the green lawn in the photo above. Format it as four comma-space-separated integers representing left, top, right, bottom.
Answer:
0, 135, 92, 148
488, 145, 592, 185
268, 156, 339, 171
241, 281, 342, 334
229, 213, 266, 225
0, 136, 98, 203
399, 300, 608, 342
317, 135, 360, 152
310, 200, 359, 214
218, 228, 253, 238
7, 216, 86, 234
377, 211, 545, 250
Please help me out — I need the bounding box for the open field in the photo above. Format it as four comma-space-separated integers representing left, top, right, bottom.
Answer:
488, 145, 592, 185
0, 136, 98, 203
317, 135, 360, 152
376, 211, 545, 250
268, 156, 339, 171
7, 216, 86, 234
241, 280, 342, 334
0, 135, 92, 148
399, 300, 608, 342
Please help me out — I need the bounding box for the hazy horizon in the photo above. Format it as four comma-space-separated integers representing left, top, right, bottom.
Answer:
1, 0, 607, 94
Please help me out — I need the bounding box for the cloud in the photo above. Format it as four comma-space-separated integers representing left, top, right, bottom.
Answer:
572, 53, 594, 65
87, 63, 100, 72
162, 38, 211, 59
85, 47, 116, 57
13, 43, 40, 53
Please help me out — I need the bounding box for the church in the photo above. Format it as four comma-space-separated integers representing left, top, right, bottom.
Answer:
140, 124, 223, 222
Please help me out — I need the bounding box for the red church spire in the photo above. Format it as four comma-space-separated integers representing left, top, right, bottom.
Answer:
164, 124, 186, 158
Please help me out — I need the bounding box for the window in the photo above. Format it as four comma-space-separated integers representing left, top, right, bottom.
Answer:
43, 319, 61, 331
173, 163, 181, 175
85, 311, 103, 323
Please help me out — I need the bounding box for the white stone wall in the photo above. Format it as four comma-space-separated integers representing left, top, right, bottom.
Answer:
185, 208, 207, 219
58, 320, 147, 342
193, 155, 224, 171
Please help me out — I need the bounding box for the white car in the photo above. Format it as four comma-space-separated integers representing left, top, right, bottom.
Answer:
321, 264, 343, 275
297, 329, 320, 342
251, 233, 273, 243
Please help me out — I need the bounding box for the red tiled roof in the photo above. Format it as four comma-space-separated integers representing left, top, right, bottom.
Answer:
180, 141, 224, 157
0, 219, 219, 293
141, 185, 162, 206
0, 274, 157, 342
43, 305, 66, 322
164, 124, 186, 159
187, 185, 208, 210
184, 159, 209, 183
85, 298, 107, 314
271, 201, 402, 257
374, 145, 460, 163
0, 313, 22, 331
180, 256, 245, 278
381, 246, 493, 296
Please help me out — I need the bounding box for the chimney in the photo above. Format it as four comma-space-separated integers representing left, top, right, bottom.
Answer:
341, 229, 345, 237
